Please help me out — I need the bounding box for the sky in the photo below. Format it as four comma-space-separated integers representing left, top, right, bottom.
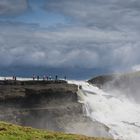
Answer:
0, 0, 140, 79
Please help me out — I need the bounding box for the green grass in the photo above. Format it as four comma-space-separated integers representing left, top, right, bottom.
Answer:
0, 122, 112, 140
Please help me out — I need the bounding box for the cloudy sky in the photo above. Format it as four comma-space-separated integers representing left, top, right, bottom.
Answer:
0, 0, 140, 79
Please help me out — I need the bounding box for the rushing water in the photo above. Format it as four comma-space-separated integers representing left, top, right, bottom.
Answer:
68, 80, 140, 140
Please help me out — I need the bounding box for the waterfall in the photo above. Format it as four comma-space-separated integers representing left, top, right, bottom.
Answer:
69, 80, 140, 140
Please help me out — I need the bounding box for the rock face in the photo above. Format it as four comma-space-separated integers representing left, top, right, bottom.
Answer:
88, 75, 115, 88
88, 71, 140, 103
88, 71, 140, 87
0, 80, 78, 130
0, 80, 111, 138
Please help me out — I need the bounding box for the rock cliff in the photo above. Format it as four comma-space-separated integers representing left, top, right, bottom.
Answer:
88, 71, 140, 102
0, 80, 111, 138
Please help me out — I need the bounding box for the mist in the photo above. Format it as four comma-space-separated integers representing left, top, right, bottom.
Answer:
102, 73, 140, 103
76, 77, 140, 139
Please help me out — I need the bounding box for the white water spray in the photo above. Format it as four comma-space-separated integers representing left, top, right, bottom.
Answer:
68, 80, 140, 140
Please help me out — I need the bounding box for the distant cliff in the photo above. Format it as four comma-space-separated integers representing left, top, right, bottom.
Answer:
88, 71, 140, 102
88, 71, 140, 87
88, 75, 115, 88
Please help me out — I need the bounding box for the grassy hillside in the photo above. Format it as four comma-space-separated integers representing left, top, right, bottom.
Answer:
0, 121, 112, 140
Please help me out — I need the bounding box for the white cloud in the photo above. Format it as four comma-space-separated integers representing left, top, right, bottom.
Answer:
0, 22, 139, 71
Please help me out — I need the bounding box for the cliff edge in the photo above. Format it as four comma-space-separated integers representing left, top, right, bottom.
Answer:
0, 80, 111, 138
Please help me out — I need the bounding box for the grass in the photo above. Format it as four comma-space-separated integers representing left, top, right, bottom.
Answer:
0, 121, 112, 140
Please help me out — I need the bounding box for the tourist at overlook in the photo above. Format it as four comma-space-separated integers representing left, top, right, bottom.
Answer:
37, 75, 40, 81
55, 75, 58, 81
43, 75, 46, 81
49, 75, 52, 80
33, 74, 35, 80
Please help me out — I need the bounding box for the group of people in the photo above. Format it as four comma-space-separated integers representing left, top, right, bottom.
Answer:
32, 74, 66, 81
3, 75, 67, 81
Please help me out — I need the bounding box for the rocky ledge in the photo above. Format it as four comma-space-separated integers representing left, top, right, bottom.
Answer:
0, 80, 111, 138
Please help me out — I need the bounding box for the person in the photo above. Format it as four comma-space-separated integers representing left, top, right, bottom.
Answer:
64, 76, 66, 80
13, 76, 16, 81
49, 75, 52, 80
46, 75, 48, 80
55, 75, 58, 81
37, 75, 39, 81
33, 74, 35, 80
43, 75, 46, 81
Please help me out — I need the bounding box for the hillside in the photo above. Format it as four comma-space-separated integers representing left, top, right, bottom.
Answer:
0, 121, 112, 140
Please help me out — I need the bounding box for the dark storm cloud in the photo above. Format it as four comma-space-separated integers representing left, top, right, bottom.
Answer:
43, 0, 140, 71
0, 22, 139, 71
0, 0, 140, 74
0, 0, 28, 16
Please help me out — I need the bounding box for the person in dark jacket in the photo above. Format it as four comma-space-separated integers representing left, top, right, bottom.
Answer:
37, 75, 39, 81
55, 75, 58, 81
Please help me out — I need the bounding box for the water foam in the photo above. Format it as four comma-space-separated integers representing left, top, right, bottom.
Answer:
68, 80, 140, 140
